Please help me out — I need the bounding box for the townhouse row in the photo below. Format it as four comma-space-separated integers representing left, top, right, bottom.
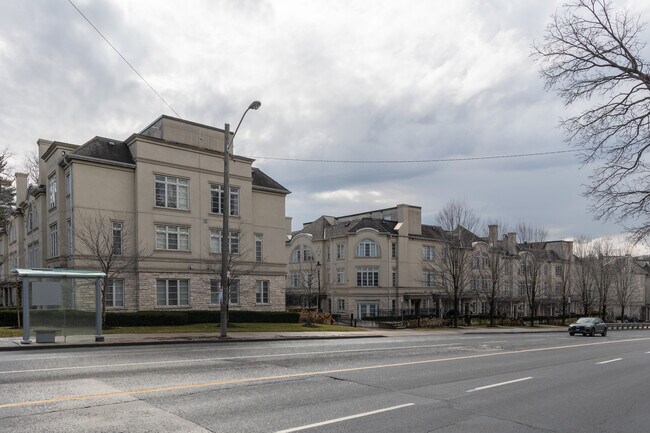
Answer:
1, 115, 649, 321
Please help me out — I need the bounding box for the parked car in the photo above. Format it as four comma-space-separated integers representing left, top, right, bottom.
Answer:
568, 317, 607, 336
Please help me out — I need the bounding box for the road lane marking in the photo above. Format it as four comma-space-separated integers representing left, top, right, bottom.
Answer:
2, 337, 649, 409
0, 343, 461, 375
273, 403, 414, 432
596, 358, 622, 365
467, 377, 533, 393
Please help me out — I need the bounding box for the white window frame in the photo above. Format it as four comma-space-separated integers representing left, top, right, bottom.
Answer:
256, 280, 270, 304
337, 298, 345, 312
336, 244, 344, 259
155, 225, 190, 251
356, 267, 379, 287
255, 234, 263, 262
106, 279, 125, 308
357, 239, 378, 257
156, 279, 189, 306
155, 175, 189, 210
423, 270, 435, 287
209, 229, 239, 254
336, 268, 344, 285
112, 221, 123, 255
422, 245, 435, 261
210, 183, 240, 216
49, 223, 58, 258
211, 279, 239, 305
48, 173, 57, 210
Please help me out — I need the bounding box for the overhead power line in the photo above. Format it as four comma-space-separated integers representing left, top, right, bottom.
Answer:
252, 149, 578, 164
67, 0, 182, 118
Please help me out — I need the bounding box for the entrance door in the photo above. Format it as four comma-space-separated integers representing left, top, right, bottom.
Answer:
357, 302, 379, 318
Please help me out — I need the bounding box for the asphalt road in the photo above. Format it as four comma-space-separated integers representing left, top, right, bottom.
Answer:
1, 330, 649, 432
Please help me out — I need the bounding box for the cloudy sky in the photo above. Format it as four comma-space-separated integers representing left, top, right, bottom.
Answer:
2, 0, 650, 248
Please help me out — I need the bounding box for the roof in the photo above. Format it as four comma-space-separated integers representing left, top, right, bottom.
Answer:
252, 167, 290, 194
72, 136, 135, 165
11, 268, 106, 278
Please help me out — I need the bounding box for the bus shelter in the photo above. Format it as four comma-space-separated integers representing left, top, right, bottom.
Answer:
12, 268, 106, 344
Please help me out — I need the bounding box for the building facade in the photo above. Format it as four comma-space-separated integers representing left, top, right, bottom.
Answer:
0, 115, 290, 312
286, 204, 650, 320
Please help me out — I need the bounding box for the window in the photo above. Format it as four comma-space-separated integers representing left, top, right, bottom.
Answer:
211, 279, 239, 305
472, 255, 480, 269
48, 173, 57, 210
210, 184, 240, 216
423, 270, 435, 287
518, 282, 526, 296
67, 219, 73, 255
471, 277, 479, 290
26, 204, 38, 232
112, 221, 123, 255
391, 242, 397, 259
9, 223, 16, 243
481, 277, 489, 290
27, 242, 40, 268
337, 299, 345, 312
49, 223, 58, 258
555, 282, 562, 296
255, 235, 263, 262
422, 245, 435, 261
336, 244, 344, 259
65, 170, 71, 207
289, 272, 301, 288
156, 279, 189, 306
155, 175, 189, 210
155, 225, 190, 251
291, 247, 301, 263
209, 229, 239, 254
9, 253, 17, 270
256, 280, 269, 304
392, 270, 397, 287
106, 279, 124, 308
356, 267, 379, 287
482, 255, 489, 268
335, 268, 344, 285
555, 265, 562, 277
303, 248, 313, 262
357, 239, 378, 257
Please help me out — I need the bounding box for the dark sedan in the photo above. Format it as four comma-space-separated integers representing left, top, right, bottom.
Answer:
569, 317, 607, 336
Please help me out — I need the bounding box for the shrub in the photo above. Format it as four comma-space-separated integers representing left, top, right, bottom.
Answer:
299, 310, 334, 324
105, 310, 300, 327
406, 317, 448, 328
0, 310, 20, 327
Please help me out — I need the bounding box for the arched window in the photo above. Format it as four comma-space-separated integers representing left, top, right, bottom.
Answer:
291, 247, 301, 263
357, 239, 378, 257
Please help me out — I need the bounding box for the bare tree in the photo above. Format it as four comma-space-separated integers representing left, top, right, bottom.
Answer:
557, 258, 574, 325
476, 227, 509, 326
22, 150, 40, 186
435, 200, 481, 327
573, 236, 597, 315
74, 211, 149, 327
612, 252, 636, 319
517, 223, 549, 326
0, 148, 16, 228
534, 0, 650, 243
287, 245, 321, 325
592, 238, 616, 319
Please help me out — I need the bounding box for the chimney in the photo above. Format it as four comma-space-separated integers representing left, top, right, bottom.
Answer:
15, 172, 28, 204
37, 139, 53, 186
506, 232, 517, 255
488, 224, 498, 246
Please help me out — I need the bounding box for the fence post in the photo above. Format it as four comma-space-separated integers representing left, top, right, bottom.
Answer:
350, 313, 354, 327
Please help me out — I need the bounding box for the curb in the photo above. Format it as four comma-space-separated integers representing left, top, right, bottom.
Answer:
0, 334, 385, 351
462, 329, 566, 335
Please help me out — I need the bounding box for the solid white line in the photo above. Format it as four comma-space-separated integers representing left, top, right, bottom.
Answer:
467, 376, 533, 393
596, 358, 622, 365
274, 403, 414, 433
0, 343, 461, 375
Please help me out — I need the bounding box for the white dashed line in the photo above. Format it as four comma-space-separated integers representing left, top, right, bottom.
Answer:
467, 377, 533, 393
596, 358, 622, 365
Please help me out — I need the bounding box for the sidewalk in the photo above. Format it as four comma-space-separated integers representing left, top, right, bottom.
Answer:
0, 326, 567, 351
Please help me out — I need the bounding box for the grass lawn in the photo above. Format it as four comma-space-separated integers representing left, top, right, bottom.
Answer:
0, 327, 22, 338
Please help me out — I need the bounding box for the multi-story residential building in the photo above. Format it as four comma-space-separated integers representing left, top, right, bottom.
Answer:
286, 204, 598, 320
0, 115, 290, 312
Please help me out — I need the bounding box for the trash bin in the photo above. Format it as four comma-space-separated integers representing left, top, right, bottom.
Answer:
35, 330, 56, 343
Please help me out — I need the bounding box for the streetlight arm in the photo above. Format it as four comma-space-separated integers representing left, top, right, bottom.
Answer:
226, 101, 262, 152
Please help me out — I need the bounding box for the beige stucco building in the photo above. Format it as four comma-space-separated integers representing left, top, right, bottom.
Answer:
286, 204, 650, 321
0, 115, 290, 312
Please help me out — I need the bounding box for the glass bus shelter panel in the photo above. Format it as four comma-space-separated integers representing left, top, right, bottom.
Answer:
29, 278, 97, 340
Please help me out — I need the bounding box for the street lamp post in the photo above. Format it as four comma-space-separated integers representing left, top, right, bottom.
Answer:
316, 261, 321, 313
220, 101, 261, 338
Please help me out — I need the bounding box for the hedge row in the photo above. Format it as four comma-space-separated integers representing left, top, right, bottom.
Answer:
105, 310, 300, 327
0, 309, 300, 327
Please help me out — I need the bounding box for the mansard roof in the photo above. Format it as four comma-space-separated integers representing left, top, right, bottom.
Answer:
73, 136, 134, 165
